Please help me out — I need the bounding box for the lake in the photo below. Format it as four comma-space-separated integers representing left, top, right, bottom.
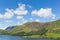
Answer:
0, 35, 56, 40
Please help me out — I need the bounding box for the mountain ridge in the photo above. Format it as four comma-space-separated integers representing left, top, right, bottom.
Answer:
0, 19, 60, 38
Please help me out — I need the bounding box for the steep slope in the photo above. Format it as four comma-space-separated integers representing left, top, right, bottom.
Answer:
5, 19, 60, 36
23, 22, 49, 31
47, 19, 60, 33
4, 22, 48, 36
6, 26, 17, 30
6, 22, 49, 33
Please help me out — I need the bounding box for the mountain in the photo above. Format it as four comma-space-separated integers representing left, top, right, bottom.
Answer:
1, 19, 60, 38
5, 19, 60, 33
6, 22, 49, 32
6, 26, 17, 30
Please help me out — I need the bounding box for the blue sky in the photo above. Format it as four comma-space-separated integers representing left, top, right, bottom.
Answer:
0, 0, 60, 29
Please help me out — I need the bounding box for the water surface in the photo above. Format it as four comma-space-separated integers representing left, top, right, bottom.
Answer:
0, 35, 55, 40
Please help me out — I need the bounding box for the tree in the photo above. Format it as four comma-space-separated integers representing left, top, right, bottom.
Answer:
39, 28, 48, 35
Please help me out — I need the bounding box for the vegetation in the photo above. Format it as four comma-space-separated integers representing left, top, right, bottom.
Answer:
0, 19, 60, 39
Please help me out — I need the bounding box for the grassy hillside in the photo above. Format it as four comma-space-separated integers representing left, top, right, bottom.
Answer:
0, 19, 60, 38
5, 22, 49, 35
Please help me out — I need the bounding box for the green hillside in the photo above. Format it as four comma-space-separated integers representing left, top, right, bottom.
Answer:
5, 22, 49, 35
0, 19, 60, 38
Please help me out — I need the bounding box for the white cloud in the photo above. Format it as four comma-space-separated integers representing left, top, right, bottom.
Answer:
31, 8, 56, 19
0, 27, 5, 30
14, 3, 28, 15
0, 3, 28, 19
17, 16, 23, 19
5, 20, 12, 22
17, 18, 28, 25
35, 19, 40, 22
23, 20, 28, 23
0, 8, 14, 19
0, 14, 3, 18
0, 24, 6, 29
4, 8, 14, 18
21, 18, 28, 24
27, 5, 32, 8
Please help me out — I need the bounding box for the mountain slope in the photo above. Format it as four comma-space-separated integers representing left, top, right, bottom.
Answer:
3, 19, 60, 36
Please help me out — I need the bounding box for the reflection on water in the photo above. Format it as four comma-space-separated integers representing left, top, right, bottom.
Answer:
0, 35, 58, 40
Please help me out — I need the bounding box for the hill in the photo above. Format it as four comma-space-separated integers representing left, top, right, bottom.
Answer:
0, 19, 60, 38
5, 22, 49, 34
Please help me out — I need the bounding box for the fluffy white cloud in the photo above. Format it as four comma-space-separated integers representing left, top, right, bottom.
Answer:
21, 18, 28, 24
14, 3, 28, 15
17, 16, 23, 19
4, 8, 14, 18
0, 8, 14, 19
0, 3, 28, 19
35, 19, 40, 22
0, 27, 5, 29
31, 8, 55, 19
17, 18, 28, 25
23, 20, 28, 23
0, 24, 6, 29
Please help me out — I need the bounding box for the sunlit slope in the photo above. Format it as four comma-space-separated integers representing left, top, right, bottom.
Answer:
3, 19, 60, 36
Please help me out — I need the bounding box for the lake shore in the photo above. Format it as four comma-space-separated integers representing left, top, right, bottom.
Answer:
0, 35, 60, 40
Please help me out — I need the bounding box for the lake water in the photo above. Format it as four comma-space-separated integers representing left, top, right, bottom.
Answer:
0, 35, 55, 40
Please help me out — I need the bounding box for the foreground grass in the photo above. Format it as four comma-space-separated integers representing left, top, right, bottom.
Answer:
23, 35, 41, 38
46, 33, 60, 38
23, 33, 60, 39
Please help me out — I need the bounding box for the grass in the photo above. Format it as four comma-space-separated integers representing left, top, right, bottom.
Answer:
23, 33, 60, 39
46, 33, 60, 38
23, 35, 41, 38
